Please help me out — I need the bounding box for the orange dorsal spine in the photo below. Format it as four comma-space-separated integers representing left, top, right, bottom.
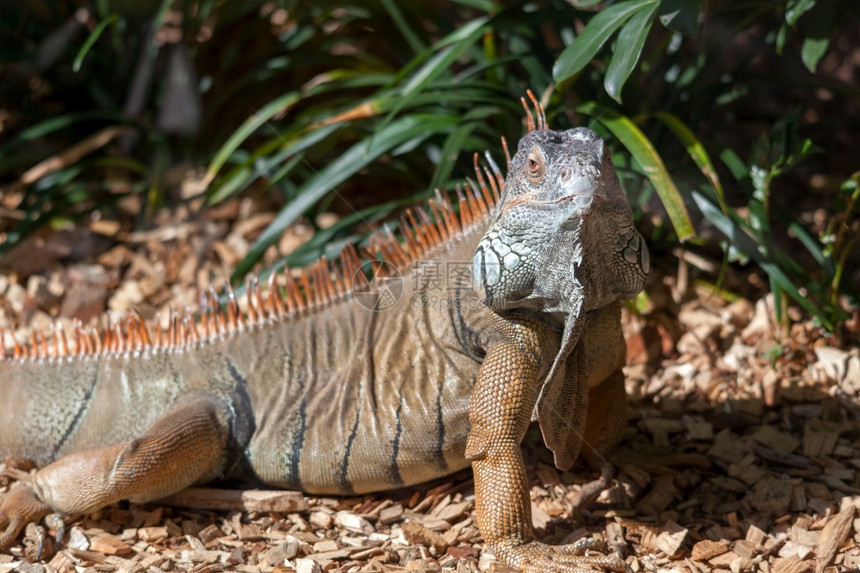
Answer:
0, 153, 506, 362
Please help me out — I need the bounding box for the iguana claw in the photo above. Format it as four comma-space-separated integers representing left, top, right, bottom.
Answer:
0, 484, 52, 550
45, 513, 66, 547
492, 538, 627, 573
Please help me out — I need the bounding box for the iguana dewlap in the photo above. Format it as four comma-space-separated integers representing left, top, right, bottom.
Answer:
0, 97, 648, 572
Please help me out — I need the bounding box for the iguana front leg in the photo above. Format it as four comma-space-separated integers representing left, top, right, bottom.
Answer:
0, 395, 232, 549
466, 333, 625, 573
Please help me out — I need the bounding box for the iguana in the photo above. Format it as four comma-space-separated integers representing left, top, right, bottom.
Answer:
0, 95, 648, 572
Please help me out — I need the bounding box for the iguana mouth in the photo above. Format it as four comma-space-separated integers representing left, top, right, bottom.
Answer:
500, 193, 597, 215
541, 195, 598, 212
565, 194, 597, 209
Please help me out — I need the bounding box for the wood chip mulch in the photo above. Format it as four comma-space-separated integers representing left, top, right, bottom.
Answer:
1, 193, 859, 572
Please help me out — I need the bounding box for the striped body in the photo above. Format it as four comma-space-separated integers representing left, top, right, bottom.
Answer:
0, 224, 496, 495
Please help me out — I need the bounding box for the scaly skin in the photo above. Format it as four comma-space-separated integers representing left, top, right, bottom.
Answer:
0, 119, 647, 572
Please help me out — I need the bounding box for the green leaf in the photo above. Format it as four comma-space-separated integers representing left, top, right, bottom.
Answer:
769, 274, 786, 325
553, 0, 657, 84
379, 0, 426, 54
604, 2, 658, 103
719, 148, 750, 182
450, 0, 495, 10
786, 0, 817, 25
693, 191, 831, 329
658, 0, 704, 36
800, 37, 830, 74
789, 221, 828, 267
92, 156, 149, 176
205, 91, 300, 183
801, 0, 836, 72
232, 114, 460, 280
391, 18, 489, 106
207, 122, 344, 204
776, 22, 790, 54
654, 111, 728, 213
577, 102, 695, 241
1, 112, 127, 150
283, 195, 418, 268
429, 121, 479, 192
74, 13, 119, 72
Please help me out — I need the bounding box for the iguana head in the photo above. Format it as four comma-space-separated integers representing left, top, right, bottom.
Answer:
473, 126, 648, 321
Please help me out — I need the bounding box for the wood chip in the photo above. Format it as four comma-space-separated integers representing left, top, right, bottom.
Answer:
295, 557, 324, 573
264, 540, 299, 565
379, 504, 404, 525
401, 521, 449, 553
655, 521, 687, 557
313, 539, 338, 553
309, 510, 333, 529
67, 547, 108, 564
88, 533, 132, 556
734, 539, 757, 559
751, 476, 794, 515
754, 426, 801, 453
636, 474, 677, 515
197, 523, 223, 545
708, 549, 741, 567
814, 505, 855, 572
802, 421, 840, 457
683, 419, 713, 440
66, 526, 90, 551
334, 511, 374, 533
691, 539, 729, 561
434, 501, 470, 523
708, 430, 746, 463
182, 549, 223, 563
530, 501, 552, 531
780, 540, 814, 559
311, 547, 360, 560
773, 554, 813, 573
745, 523, 768, 546
156, 487, 308, 512
138, 526, 168, 542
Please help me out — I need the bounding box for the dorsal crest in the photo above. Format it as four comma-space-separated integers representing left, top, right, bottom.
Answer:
0, 154, 505, 363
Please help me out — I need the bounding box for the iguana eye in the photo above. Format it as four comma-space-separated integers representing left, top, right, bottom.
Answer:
526, 148, 545, 183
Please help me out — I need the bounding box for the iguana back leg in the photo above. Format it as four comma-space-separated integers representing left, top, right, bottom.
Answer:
578, 302, 628, 469
581, 370, 627, 469
0, 395, 232, 548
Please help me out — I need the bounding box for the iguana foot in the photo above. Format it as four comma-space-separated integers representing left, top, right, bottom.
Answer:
492, 538, 627, 573
0, 484, 52, 550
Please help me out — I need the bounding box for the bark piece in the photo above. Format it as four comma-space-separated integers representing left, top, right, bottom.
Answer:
156, 487, 308, 512
814, 505, 854, 573
691, 539, 729, 561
